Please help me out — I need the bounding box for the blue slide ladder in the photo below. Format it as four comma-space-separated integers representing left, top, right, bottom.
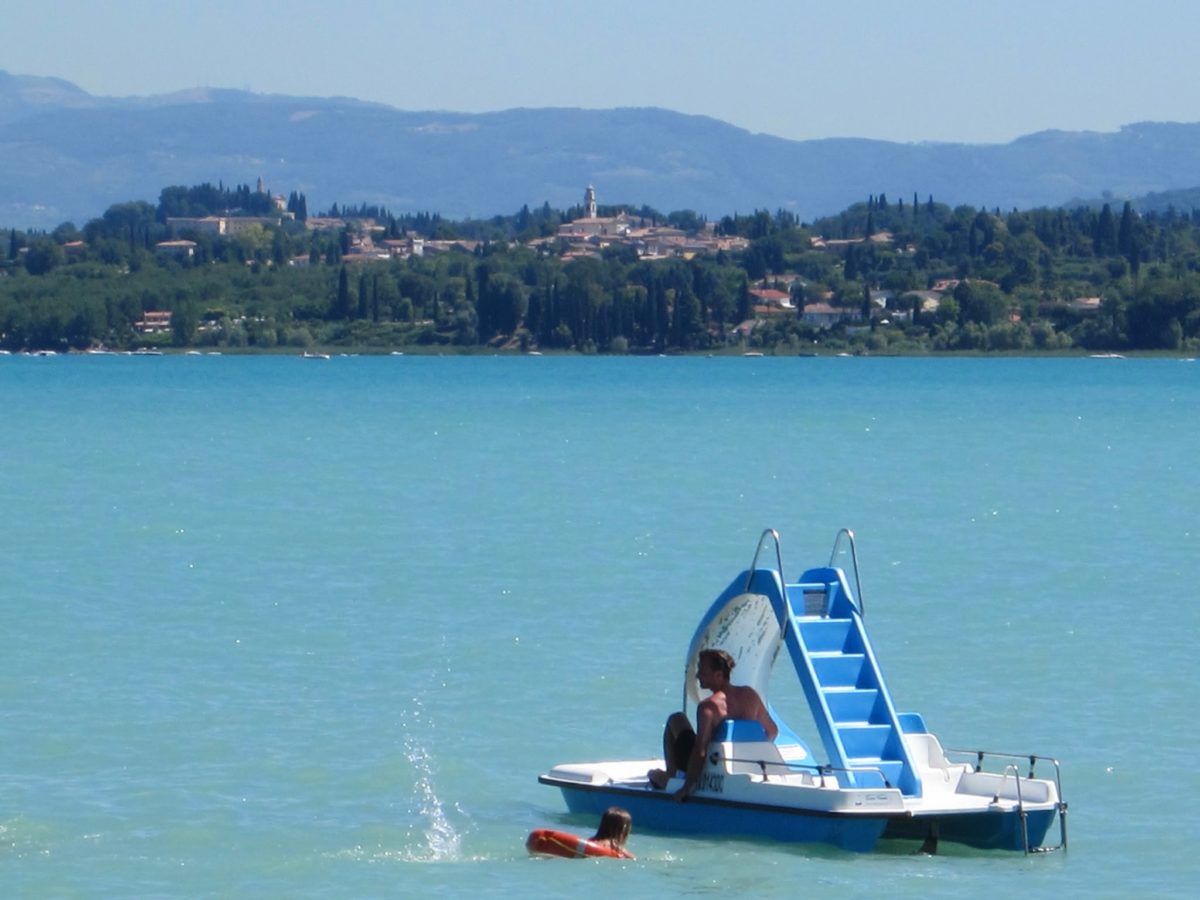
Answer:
783, 567, 922, 796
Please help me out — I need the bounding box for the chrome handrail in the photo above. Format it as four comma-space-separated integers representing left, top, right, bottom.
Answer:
945, 748, 1068, 853
714, 754, 823, 776
685, 529, 787, 713
989, 765, 1030, 852
713, 754, 889, 787
828, 527, 865, 616
745, 528, 785, 593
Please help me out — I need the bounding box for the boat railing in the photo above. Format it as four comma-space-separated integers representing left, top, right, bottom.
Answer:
716, 754, 821, 780
944, 748, 1068, 853
828, 527, 865, 616
818, 762, 893, 789
745, 528, 785, 593
717, 753, 894, 788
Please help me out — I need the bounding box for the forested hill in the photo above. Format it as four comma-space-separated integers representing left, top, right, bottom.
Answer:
6, 70, 1200, 229
5, 183, 1200, 356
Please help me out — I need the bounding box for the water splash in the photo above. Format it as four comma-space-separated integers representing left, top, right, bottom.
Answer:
398, 695, 467, 863
402, 732, 462, 861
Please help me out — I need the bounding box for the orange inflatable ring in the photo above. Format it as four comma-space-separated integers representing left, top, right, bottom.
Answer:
526, 828, 624, 859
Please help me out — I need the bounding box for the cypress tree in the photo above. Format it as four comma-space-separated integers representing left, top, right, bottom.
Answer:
1118, 202, 1135, 256
1094, 203, 1117, 256
336, 266, 351, 319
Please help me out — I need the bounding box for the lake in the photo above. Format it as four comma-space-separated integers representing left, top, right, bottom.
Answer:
1, 354, 1196, 897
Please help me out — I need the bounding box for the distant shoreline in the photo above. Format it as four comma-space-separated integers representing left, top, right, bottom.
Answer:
6, 346, 1194, 360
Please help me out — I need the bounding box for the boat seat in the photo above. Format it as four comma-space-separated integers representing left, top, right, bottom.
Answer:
902, 732, 957, 783
714, 719, 769, 742
763, 704, 817, 766
714, 719, 814, 781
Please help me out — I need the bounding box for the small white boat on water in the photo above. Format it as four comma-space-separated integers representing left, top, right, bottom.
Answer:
538, 529, 1068, 854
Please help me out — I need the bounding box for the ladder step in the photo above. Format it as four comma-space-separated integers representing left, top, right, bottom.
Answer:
797, 617, 854, 651
811, 653, 866, 687
838, 724, 893, 758
824, 687, 880, 722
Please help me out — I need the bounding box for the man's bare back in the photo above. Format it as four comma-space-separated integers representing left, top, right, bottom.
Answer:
653, 648, 779, 800
698, 683, 778, 740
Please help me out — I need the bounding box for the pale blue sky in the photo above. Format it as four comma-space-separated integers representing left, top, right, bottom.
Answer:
8, 0, 1199, 144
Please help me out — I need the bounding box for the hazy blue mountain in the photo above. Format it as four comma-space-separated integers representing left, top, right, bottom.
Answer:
1077, 185, 1200, 215
4, 70, 1200, 229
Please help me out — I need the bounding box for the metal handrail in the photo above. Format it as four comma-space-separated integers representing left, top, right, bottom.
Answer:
714, 753, 893, 788
944, 747, 1062, 783
945, 747, 1068, 853
684, 529, 787, 713
828, 527, 865, 616
745, 528, 785, 593
990, 764, 1031, 853
713, 754, 823, 778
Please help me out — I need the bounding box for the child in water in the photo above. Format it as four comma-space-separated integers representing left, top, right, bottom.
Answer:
590, 806, 635, 859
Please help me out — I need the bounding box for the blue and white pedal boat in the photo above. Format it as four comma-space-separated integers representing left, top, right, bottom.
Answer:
538, 529, 1068, 854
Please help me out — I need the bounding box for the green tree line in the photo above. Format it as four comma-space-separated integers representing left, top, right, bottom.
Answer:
4, 183, 1200, 354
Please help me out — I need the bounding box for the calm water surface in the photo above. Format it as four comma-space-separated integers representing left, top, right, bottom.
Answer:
1, 355, 1197, 897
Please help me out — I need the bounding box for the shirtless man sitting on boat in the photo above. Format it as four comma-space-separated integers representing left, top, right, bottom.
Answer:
649, 647, 778, 800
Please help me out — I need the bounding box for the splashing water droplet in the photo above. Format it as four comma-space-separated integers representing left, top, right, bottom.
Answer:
404, 736, 462, 861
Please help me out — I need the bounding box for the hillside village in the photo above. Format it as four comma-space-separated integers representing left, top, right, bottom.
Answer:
2, 175, 1183, 355
149, 183, 983, 335
161, 183, 753, 260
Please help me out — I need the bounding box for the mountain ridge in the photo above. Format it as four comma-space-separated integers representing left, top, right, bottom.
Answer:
3, 70, 1200, 228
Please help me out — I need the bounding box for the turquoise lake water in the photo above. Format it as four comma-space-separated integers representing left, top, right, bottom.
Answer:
1, 354, 1197, 897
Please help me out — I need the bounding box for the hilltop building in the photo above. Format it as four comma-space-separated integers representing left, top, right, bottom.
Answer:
558, 184, 633, 240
